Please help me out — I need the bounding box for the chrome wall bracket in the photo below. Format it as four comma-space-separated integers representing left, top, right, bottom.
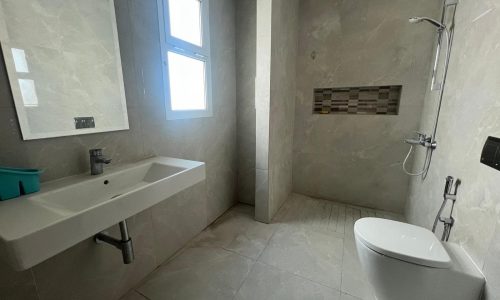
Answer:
445, 0, 458, 6
94, 220, 134, 264
432, 176, 460, 241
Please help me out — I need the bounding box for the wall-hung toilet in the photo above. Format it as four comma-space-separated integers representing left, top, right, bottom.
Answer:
354, 218, 485, 300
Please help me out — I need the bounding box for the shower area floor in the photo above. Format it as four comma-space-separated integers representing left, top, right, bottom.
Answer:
121, 194, 405, 300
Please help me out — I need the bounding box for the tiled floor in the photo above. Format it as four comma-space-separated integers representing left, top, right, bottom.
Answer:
121, 193, 405, 300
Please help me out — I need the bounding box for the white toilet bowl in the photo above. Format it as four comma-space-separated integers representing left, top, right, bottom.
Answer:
354, 218, 484, 300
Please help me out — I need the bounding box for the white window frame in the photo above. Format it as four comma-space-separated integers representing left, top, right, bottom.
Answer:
157, 0, 212, 120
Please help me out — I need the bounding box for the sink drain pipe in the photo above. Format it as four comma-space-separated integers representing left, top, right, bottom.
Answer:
94, 220, 134, 264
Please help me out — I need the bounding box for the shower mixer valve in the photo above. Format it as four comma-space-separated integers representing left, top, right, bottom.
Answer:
404, 132, 437, 149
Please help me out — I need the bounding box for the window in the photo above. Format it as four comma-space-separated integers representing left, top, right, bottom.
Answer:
157, 0, 212, 119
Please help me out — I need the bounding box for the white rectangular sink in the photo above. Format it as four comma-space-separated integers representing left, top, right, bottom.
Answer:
0, 157, 205, 271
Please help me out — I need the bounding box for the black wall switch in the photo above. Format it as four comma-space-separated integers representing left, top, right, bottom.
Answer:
481, 136, 500, 171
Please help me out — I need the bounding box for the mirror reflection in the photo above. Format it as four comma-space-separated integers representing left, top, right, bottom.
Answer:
0, 0, 129, 140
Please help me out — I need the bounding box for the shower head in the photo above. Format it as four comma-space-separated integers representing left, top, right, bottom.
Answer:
409, 17, 446, 30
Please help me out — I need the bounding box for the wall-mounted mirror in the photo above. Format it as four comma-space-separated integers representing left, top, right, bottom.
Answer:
0, 0, 129, 140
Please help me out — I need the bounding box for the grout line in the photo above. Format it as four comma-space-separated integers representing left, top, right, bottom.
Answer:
340, 221, 347, 294
30, 269, 41, 300
254, 223, 280, 262
327, 202, 334, 232
342, 292, 363, 300
221, 246, 257, 261
232, 259, 258, 300
135, 289, 152, 300
256, 259, 343, 294
145, 209, 158, 268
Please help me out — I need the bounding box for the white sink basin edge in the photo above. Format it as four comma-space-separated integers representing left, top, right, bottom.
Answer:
0, 156, 205, 271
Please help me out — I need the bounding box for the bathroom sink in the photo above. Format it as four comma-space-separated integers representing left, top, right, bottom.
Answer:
34, 163, 186, 214
0, 157, 205, 271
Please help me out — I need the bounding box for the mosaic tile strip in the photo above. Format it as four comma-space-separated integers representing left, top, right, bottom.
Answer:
313, 85, 402, 115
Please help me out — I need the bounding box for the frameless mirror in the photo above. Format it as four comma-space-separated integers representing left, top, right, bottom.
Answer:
0, 0, 129, 140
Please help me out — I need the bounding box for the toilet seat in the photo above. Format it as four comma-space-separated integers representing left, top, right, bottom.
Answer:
354, 218, 451, 268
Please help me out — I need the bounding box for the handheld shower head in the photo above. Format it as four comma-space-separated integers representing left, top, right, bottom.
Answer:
409, 17, 423, 24
409, 17, 446, 30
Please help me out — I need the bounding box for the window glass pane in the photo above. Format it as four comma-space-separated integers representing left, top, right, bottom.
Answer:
12, 48, 30, 73
168, 0, 202, 46
167, 51, 206, 111
18, 79, 39, 107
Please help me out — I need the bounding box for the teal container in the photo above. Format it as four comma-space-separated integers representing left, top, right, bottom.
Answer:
0, 167, 43, 201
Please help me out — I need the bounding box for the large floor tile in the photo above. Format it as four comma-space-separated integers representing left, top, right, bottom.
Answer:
236, 262, 341, 300
137, 247, 254, 300
124, 194, 405, 300
341, 272, 374, 300
120, 290, 148, 300
273, 194, 346, 238
341, 235, 374, 300
190, 204, 277, 259
258, 225, 344, 290
341, 239, 363, 278
341, 293, 362, 300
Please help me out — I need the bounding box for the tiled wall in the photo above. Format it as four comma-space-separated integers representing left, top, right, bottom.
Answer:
236, 0, 257, 205
0, 0, 237, 298
406, 1, 500, 298
254, 0, 299, 223
267, 0, 299, 222
292, 0, 440, 212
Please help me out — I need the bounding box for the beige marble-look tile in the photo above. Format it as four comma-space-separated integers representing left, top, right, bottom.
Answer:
136, 247, 254, 300
0, 259, 38, 300
341, 238, 363, 277
120, 290, 148, 300
341, 232, 373, 300
0, 287, 38, 300
341, 293, 362, 300
32, 209, 156, 300
258, 224, 343, 290
267, 0, 299, 223
236, 262, 341, 300
237, 166, 256, 205
0, 1, 238, 300
272, 194, 345, 238
151, 182, 208, 264
482, 220, 500, 300
405, 1, 500, 297
190, 204, 277, 259
235, 0, 257, 207
341, 267, 374, 300
344, 206, 362, 239
128, 195, 398, 300
255, 168, 270, 223
292, 0, 439, 214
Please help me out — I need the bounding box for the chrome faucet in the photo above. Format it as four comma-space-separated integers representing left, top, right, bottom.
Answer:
89, 149, 112, 175
404, 131, 437, 149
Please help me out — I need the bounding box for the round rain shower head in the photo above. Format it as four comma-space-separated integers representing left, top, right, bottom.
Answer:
408, 16, 446, 30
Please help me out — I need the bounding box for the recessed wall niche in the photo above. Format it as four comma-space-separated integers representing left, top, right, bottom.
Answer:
313, 85, 402, 115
